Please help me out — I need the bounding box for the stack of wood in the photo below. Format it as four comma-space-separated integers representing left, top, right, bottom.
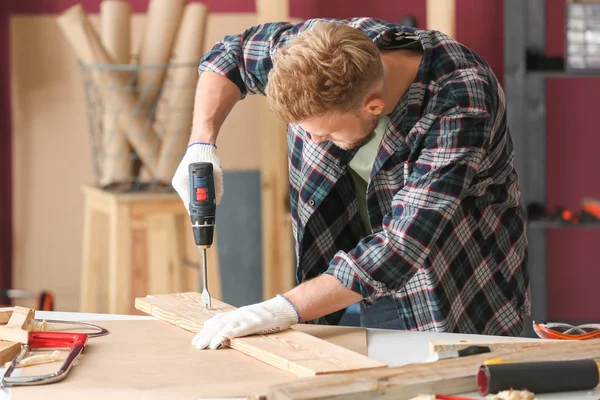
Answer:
56, 0, 209, 190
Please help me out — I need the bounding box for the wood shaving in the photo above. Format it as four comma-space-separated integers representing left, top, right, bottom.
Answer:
29, 319, 55, 332
487, 390, 536, 400
4, 350, 61, 368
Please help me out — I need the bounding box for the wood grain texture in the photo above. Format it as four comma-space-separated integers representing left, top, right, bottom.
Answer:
135, 292, 386, 376
10, 319, 296, 400
267, 339, 600, 399
429, 337, 559, 354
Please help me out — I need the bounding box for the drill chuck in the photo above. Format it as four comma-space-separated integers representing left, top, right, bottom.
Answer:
192, 218, 215, 248
189, 162, 216, 248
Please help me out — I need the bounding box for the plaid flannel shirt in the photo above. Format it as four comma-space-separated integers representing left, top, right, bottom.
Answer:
199, 18, 530, 335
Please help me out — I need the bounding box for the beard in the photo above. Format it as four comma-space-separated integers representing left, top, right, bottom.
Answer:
332, 115, 380, 150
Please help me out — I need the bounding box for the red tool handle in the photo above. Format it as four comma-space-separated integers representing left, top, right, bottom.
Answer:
28, 331, 88, 349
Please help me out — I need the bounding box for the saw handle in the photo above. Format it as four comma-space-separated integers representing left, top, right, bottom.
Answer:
28, 331, 88, 349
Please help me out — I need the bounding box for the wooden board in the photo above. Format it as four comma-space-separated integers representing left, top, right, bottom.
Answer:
11, 319, 291, 400
0, 341, 22, 366
0, 306, 34, 343
266, 339, 600, 399
10, 319, 370, 400
135, 292, 386, 377
429, 337, 560, 354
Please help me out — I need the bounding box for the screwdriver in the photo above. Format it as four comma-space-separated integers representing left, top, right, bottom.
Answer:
188, 162, 216, 309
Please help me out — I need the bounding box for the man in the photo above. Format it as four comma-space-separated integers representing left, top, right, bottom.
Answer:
172, 18, 530, 351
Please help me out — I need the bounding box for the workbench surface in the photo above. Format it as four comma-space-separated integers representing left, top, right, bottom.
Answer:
0, 310, 597, 399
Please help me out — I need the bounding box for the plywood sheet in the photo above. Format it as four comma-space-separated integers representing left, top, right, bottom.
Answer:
10, 319, 369, 400
135, 293, 384, 376
10, 13, 262, 313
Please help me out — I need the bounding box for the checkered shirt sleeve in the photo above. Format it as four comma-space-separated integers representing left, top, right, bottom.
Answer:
325, 80, 492, 303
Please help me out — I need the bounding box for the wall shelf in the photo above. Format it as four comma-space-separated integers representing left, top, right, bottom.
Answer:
528, 221, 600, 229
505, 0, 600, 337
527, 70, 600, 78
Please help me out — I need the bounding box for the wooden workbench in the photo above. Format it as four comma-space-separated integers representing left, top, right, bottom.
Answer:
3, 310, 599, 400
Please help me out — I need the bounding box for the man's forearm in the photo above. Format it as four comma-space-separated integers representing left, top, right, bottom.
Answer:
283, 274, 363, 322
189, 71, 242, 145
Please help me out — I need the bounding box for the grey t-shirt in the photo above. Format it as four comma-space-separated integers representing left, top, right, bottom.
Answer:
347, 115, 389, 234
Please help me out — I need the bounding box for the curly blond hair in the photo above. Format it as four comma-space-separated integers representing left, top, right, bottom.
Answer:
266, 21, 384, 123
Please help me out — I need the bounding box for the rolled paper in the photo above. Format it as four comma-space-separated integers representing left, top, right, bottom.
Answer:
57, 4, 160, 177
155, 4, 209, 184
99, 0, 133, 187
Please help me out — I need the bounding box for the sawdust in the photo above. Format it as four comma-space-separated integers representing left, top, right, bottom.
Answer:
4, 350, 61, 368
409, 391, 536, 400
487, 390, 536, 400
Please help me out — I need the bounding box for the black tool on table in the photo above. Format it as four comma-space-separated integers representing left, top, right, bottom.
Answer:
426, 345, 492, 362
478, 359, 600, 396
189, 162, 216, 309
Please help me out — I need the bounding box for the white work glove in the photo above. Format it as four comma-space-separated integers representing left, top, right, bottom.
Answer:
192, 295, 300, 350
172, 142, 224, 212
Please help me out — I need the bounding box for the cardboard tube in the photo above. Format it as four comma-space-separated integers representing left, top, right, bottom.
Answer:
57, 4, 159, 177
100, 0, 132, 186
101, 1, 131, 63
136, 0, 185, 113
154, 4, 209, 183
426, 0, 456, 37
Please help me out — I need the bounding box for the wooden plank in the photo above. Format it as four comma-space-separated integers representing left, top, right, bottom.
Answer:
146, 213, 172, 295
0, 341, 22, 366
266, 339, 600, 399
0, 307, 34, 343
135, 292, 386, 377
80, 204, 107, 312
429, 337, 560, 354
108, 202, 132, 314
426, 0, 456, 37
256, 0, 296, 300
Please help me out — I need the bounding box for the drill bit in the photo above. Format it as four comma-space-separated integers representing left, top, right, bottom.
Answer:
200, 246, 211, 309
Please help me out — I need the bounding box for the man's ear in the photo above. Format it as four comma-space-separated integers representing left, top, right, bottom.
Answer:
362, 91, 385, 116
364, 97, 384, 116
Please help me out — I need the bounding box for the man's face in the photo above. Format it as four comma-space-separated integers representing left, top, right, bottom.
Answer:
298, 111, 380, 150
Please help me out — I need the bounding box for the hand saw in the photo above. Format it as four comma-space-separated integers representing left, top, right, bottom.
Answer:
1, 320, 108, 387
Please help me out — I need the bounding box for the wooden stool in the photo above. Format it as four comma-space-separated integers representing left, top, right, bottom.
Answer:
80, 185, 221, 314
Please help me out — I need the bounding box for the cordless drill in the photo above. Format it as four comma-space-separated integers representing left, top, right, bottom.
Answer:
189, 162, 216, 309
